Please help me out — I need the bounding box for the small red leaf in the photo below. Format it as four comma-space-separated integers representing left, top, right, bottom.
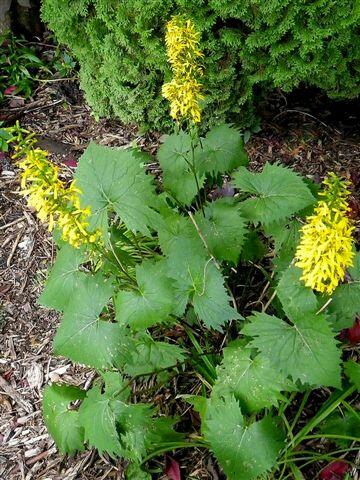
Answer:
347, 197, 360, 219
62, 157, 78, 168
320, 461, 350, 480
4, 86, 16, 96
165, 456, 181, 480
347, 318, 360, 344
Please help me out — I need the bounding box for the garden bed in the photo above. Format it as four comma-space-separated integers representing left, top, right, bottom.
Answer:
0, 79, 359, 480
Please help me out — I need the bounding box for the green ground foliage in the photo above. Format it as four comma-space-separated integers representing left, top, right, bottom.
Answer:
41, 0, 360, 130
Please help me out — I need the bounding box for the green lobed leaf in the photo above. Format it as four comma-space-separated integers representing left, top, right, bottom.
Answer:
234, 163, 315, 225
212, 343, 292, 414
157, 131, 204, 205
328, 283, 360, 331
100, 371, 131, 400
328, 253, 360, 331
78, 384, 123, 457
277, 265, 318, 320
344, 360, 360, 390
182, 395, 208, 424
194, 198, 248, 263
242, 312, 342, 388
240, 229, 267, 262
112, 402, 155, 462
79, 376, 182, 461
54, 273, 127, 369
157, 208, 205, 259
39, 243, 87, 311
78, 372, 152, 460
43, 384, 85, 455
204, 395, 284, 480
167, 252, 240, 330
75, 142, 161, 236
197, 124, 248, 175
115, 260, 175, 330
192, 261, 241, 330
124, 335, 186, 376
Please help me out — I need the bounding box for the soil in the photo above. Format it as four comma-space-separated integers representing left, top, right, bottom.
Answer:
0, 78, 359, 480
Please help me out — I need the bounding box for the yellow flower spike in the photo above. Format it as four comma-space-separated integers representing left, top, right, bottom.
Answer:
13, 132, 102, 249
162, 15, 204, 123
295, 173, 355, 295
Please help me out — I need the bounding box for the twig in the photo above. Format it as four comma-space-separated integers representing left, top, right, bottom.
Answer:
0, 375, 33, 413
316, 297, 332, 315
25, 447, 57, 466
7, 228, 24, 267
0, 215, 25, 231
273, 109, 335, 132
262, 290, 277, 312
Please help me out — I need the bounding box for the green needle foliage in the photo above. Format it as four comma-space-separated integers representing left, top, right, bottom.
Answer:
41, 0, 360, 130
36, 121, 360, 479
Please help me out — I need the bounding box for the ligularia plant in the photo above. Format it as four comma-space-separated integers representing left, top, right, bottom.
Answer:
10, 16, 360, 480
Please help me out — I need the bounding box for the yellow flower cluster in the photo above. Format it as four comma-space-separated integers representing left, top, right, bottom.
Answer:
295, 173, 354, 295
14, 132, 100, 248
162, 15, 204, 123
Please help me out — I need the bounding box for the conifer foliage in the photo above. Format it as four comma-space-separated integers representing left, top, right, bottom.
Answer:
41, 0, 360, 130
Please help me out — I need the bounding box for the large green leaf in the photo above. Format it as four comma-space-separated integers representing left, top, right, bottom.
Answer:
328, 253, 360, 331
112, 402, 155, 462
79, 378, 162, 461
198, 124, 248, 175
43, 384, 85, 455
157, 132, 204, 205
78, 384, 123, 457
167, 253, 240, 330
124, 335, 186, 376
157, 208, 205, 258
115, 260, 175, 330
277, 265, 318, 320
79, 376, 182, 461
204, 395, 284, 480
234, 163, 315, 225
75, 142, 160, 235
39, 243, 87, 311
212, 343, 292, 414
242, 312, 341, 388
54, 273, 126, 369
192, 260, 241, 330
194, 198, 248, 263
328, 283, 360, 330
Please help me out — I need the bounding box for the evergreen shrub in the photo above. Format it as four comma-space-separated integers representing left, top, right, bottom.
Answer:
41, 0, 360, 129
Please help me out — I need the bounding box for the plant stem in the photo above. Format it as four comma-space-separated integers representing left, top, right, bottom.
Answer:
289, 390, 310, 432
107, 238, 137, 285
141, 441, 206, 464
303, 434, 360, 442
184, 324, 217, 383
288, 385, 356, 448
188, 211, 238, 311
